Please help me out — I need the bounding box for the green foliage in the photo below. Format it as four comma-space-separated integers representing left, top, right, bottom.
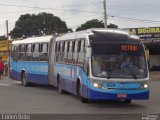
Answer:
10, 12, 69, 39
107, 23, 118, 28
67, 28, 73, 32
0, 36, 7, 41
76, 19, 104, 31
76, 19, 118, 31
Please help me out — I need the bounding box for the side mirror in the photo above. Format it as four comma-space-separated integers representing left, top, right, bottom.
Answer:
86, 46, 92, 58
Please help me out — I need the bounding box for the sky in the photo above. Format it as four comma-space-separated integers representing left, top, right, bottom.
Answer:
0, 0, 160, 36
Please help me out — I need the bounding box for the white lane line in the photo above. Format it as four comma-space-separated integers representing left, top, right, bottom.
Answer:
0, 84, 10, 86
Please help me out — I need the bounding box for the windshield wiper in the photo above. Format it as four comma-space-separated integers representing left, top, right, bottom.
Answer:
128, 68, 137, 79
107, 72, 112, 79
107, 65, 120, 79
107, 70, 115, 79
107, 67, 137, 79
107, 66, 119, 79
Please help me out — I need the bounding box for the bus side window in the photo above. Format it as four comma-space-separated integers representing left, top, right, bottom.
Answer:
17, 45, 20, 61
55, 42, 60, 63
58, 42, 62, 62
11, 45, 18, 61
73, 40, 78, 65
40, 43, 48, 61
71, 41, 75, 64
59, 42, 64, 63
77, 40, 81, 52
63, 41, 68, 63
26, 44, 32, 61
78, 40, 85, 67
32, 44, 40, 61
68, 41, 73, 64
18, 44, 26, 61
61, 42, 65, 63
55, 42, 58, 62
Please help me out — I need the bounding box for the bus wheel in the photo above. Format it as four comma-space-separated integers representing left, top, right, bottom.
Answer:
124, 99, 131, 103
57, 80, 65, 94
77, 83, 88, 103
21, 72, 29, 87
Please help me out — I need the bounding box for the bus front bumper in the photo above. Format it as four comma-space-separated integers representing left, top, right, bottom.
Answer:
87, 88, 149, 100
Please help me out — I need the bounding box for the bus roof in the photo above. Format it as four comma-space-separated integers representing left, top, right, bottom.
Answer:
12, 35, 52, 45
56, 28, 140, 42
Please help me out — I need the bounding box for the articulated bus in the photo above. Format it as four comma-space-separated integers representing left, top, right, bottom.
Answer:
10, 28, 149, 103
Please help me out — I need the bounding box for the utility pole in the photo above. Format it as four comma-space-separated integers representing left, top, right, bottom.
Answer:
6, 20, 9, 76
103, 0, 107, 28
6, 20, 9, 57
6, 20, 9, 39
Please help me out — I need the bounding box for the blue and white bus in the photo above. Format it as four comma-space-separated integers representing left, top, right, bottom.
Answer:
10, 28, 149, 103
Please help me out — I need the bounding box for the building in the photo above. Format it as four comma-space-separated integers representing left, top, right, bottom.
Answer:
125, 27, 160, 70
0, 40, 13, 62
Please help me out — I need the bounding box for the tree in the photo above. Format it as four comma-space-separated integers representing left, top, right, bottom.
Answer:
10, 12, 69, 38
67, 28, 73, 32
76, 19, 118, 31
0, 36, 7, 41
76, 19, 104, 31
107, 23, 118, 28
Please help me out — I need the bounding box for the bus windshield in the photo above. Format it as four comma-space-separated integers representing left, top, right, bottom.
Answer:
91, 44, 147, 79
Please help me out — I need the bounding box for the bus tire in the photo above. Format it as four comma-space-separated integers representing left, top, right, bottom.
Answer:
57, 79, 65, 94
77, 82, 88, 103
21, 72, 29, 87
124, 99, 131, 104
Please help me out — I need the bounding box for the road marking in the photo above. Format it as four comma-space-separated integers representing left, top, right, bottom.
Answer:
0, 84, 10, 86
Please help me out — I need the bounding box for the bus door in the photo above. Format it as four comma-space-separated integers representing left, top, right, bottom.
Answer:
10, 45, 18, 80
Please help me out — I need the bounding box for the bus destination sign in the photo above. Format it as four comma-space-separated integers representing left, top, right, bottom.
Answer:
121, 45, 138, 52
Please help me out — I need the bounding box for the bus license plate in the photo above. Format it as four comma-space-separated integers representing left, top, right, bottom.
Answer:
117, 94, 127, 98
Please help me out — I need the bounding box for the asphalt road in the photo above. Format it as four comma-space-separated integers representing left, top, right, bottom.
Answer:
0, 77, 159, 114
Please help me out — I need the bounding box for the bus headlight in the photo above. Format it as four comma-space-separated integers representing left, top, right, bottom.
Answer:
93, 82, 101, 88
141, 83, 148, 89
143, 84, 148, 88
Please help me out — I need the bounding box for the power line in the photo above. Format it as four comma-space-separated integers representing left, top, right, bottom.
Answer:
64, 14, 102, 20
0, 14, 159, 26
107, 6, 160, 12
0, 9, 47, 14
69, 4, 103, 13
0, 1, 160, 30
107, 1, 160, 6
0, 3, 103, 14
106, 2, 160, 12
69, 16, 103, 29
109, 15, 160, 23
61, 1, 102, 9
0, 2, 104, 23
0, 2, 103, 14
109, 18, 160, 25
0, 2, 159, 22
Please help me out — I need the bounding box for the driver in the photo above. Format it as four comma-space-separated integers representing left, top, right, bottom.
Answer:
121, 56, 133, 68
